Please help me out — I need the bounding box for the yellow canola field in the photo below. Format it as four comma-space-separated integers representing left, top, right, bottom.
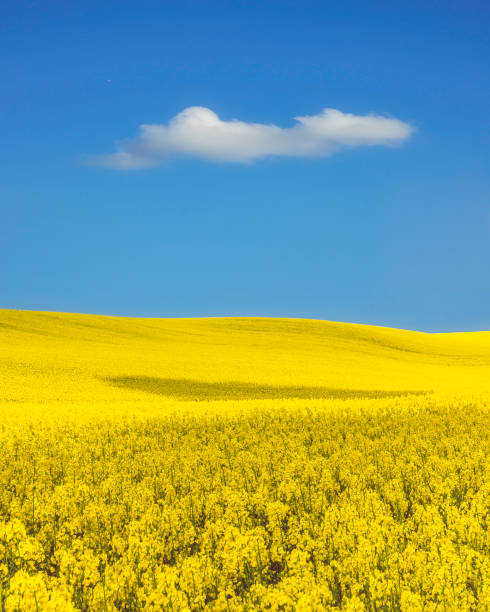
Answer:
0, 309, 489, 610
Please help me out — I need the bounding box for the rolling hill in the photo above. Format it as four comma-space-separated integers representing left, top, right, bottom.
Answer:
1, 309, 489, 410
1, 309, 489, 610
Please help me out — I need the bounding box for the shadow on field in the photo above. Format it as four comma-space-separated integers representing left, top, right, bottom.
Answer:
103, 376, 428, 401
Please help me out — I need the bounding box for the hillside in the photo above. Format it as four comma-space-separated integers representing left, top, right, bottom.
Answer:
1, 309, 489, 409
1, 309, 489, 610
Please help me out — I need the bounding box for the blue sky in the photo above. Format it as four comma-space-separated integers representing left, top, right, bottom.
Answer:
1, 0, 489, 331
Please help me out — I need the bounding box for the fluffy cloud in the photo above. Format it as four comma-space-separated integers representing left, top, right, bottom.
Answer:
89, 106, 414, 168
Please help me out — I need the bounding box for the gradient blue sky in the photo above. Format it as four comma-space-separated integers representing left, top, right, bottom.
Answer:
1, 0, 489, 331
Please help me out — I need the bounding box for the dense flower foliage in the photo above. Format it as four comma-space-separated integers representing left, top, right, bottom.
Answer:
0, 400, 488, 610
1, 311, 489, 610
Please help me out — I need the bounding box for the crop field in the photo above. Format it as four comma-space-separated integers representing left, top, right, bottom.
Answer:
0, 309, 489, 611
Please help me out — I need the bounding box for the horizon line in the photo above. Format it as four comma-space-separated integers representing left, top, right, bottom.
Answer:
1, 307, 488, 335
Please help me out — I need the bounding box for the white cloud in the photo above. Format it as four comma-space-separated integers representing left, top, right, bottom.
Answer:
88, 106, 414, 168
